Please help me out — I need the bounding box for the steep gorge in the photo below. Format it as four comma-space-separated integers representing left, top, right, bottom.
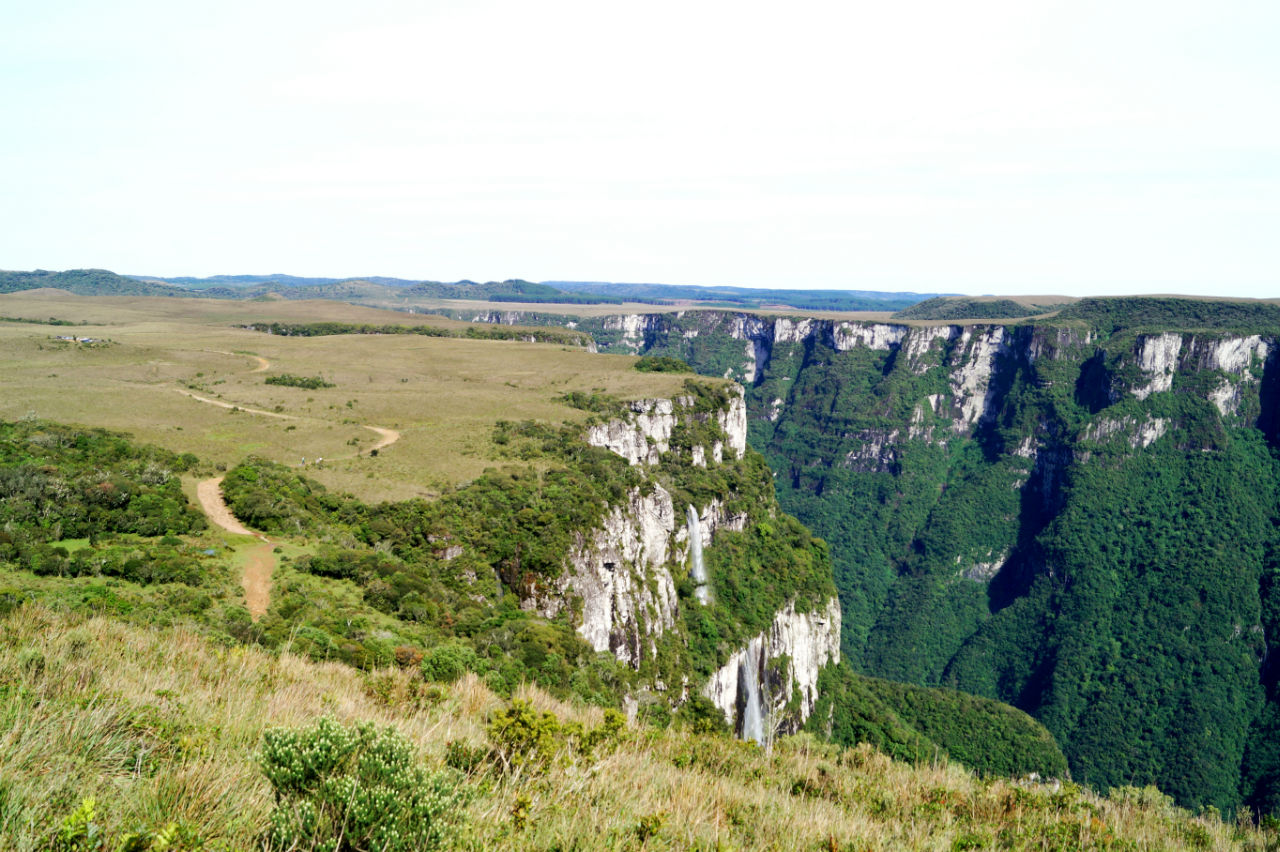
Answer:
546, 302, 1280, 814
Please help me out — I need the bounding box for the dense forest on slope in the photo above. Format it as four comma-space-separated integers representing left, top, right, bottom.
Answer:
605, 303, 1280, 815
0, 268, 187, 297
1057, 296, 1280, 331
892, 296, 1066, 320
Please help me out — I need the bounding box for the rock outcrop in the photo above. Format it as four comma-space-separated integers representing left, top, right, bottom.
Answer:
585, 389, 747, 466
527, 387, 764, 672
703, 598, 842, 739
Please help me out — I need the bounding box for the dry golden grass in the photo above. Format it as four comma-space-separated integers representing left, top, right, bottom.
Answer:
0, 291, 695, 502
0, 605, 1269, 851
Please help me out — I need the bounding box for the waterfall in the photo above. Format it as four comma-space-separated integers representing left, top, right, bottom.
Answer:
686, 504, 711, 605
738, 637, 765, 744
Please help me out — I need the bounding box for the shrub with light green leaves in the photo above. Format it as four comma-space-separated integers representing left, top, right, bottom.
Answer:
259, 717, 463, 851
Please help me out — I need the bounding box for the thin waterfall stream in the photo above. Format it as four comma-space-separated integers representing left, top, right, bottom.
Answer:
686, 504, 712, 605
739, 637, 765, 744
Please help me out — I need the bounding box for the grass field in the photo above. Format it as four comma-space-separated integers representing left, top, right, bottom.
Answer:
2, 604, 1267, 851
0, 290, 695, 502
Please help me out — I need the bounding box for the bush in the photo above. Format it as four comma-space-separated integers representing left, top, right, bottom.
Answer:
634, 355, 694, 373
260, 717, 463, 851
420, 642, 478, 683
264, 374, 335, 389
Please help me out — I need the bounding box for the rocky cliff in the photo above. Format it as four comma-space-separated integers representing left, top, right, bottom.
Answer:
703, 598, 841, 741
522, 382, 840, 733
581, 302, 1280, 813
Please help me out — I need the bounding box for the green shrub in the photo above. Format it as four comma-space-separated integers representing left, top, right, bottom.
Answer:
420, 642, 478, 683
264, 374, 335, 389
634, 355, 693, 373
485, 699, 626, 775
259, 717, 463, 851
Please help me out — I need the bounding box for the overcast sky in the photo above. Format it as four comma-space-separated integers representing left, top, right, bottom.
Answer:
3, 0, 1277, 297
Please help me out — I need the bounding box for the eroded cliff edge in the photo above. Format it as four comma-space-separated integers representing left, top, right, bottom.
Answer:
521, 381, 841, 738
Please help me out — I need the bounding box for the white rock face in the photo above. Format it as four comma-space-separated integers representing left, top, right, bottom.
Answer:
949, 328, 1009, 431
601, 314, 655, 353
703, 598, 842, 737
718, 390, 748, 459
964, 551, 1009, 582
903, 327, 958, 373
728, 315, 772, 382
831, 322, 908, 352
774, 318, 817, 344
1209, 380, 1242, 417
696, 497, 750, 537
586, 398, 676, 466
1186, 335, 1271, 416
1192, 335, 1270, 374
842, 429, 901, 472
545, 387, 757, 669
1083, 415, 1169, 450
587, 388, 747, 466
1133, 333, 1183, 400
532, 485, 680, 667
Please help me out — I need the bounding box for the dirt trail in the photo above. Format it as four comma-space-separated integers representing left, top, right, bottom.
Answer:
175, 388, 296, 420
363, 425, 401, 453
177, 389, 402, 459
197, 476, 273, 620
201, 349, 271, 373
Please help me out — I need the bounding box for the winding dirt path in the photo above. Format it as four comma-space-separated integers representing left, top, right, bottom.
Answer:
182, 349, 404, 457
197, 476, 273, 620
182, 352, 401, 619
201, 349, 271, 373
175, 388, 296, 420
175, 389, 402, 459
363, 425, 401, 453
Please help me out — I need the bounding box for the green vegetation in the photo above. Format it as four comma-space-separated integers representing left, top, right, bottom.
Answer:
261, 717, 465, 851
1057, 296, 1280, 332
2, 604, 1266, 851
263, 373, 335, 389
0, 419, 204, 548
0, 315, 80, 326
633, 355, 693, 373
892, 297, 1064, 320
215, 380, 836, 700
0, 268, 186, 297
620, 303, 1280, 815
237, 320, 593, 347
809, 663, 1068, 780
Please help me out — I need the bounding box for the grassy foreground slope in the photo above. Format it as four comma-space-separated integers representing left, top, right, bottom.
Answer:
3, 604, 1271, 851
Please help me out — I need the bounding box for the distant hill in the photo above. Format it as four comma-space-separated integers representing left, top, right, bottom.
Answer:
135, 273, 634, 305
0, 269, 187, 297
17, 268, 940, 312
547, 281, 939, 312
892, 296, 1072, 320
134, 273, 425, 289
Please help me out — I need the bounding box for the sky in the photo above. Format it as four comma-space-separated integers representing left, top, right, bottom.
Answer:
2, 0, 1277, 298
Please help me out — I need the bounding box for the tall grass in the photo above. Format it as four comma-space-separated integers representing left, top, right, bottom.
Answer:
1, 605, 1272, 850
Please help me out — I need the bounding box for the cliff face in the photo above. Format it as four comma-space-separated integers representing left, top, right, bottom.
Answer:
580, 306, 1280, 813
702, 598, 841, 740
523, 382, 840, 732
